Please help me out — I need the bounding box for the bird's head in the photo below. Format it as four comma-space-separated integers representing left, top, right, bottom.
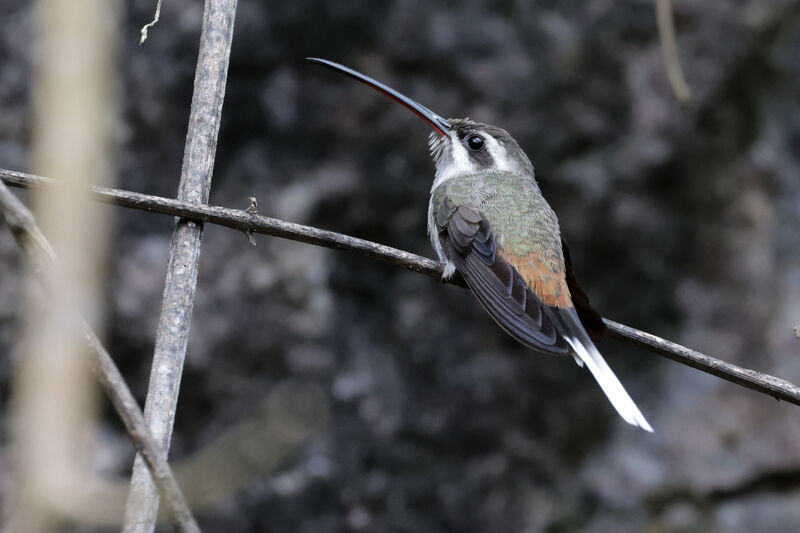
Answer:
307, 58, 534, 184
427, 118, 534, 184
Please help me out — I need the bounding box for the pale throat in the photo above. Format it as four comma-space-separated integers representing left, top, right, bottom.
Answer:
427, 132, 515, 280
431, 131, 474, 191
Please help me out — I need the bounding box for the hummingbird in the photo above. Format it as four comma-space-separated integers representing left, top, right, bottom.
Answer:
308, 58, 652, 432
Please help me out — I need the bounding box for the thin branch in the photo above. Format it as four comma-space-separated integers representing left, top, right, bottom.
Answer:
0, 169, 449, 282
140, 0, 163, 44
0, 180, 200, 532
124, 1, 238, 530
655, 0, 692, 103
604, 320, 800, 404
3, 169, 799, 406
14, 381, 328, 528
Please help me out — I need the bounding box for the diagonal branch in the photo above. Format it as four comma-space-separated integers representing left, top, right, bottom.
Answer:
3, 168, 799, 406
0, 179, 199, 531
603, 320, 798, 404
123, 1, 238, 531
0, 169, 448, 280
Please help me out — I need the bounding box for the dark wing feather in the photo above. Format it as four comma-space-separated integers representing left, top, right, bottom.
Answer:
561, 237, 607, 342
438, 205, 570, 354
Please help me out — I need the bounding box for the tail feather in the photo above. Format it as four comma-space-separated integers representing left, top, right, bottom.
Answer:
559, 309, 653, 432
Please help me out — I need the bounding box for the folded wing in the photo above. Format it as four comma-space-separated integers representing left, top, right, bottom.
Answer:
436, 204, 570, 354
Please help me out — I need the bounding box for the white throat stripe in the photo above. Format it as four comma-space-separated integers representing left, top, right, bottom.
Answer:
432, 131, 474, 190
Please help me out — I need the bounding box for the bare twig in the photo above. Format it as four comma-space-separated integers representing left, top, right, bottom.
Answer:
140, 0, 163, 44
0, 180, 199, 531
604, 320, 800, 404
123, 1, 238, 531
245, 197, 258, 245
0, 170, 449, 280
3, 169, 799, 406
655, 0, 692, 103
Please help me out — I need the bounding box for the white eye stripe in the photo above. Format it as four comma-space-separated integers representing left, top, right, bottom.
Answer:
483, 134, 512, 172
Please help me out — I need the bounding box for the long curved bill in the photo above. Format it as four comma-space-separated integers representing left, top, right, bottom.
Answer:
307, 57, 452, 136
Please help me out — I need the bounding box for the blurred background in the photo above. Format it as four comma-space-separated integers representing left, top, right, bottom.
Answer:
1, 0, 800, 531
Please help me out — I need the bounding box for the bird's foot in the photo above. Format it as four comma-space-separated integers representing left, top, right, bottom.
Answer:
440, 261, 456, 282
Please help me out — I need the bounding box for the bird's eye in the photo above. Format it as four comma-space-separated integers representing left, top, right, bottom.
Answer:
466, 134, 485, 151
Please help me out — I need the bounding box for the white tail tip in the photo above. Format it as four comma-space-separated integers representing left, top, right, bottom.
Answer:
566, 336, 653, 432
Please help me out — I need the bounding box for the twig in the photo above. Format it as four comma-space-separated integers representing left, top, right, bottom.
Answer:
3, 168, 799, 406
604, 320, 800, 404
0, 170, 448, 281
245, 196, 258, 246
655, 0, 692, 103
140, 0, 163, 44
123, 1, 238, 531
0, 180, 200, 532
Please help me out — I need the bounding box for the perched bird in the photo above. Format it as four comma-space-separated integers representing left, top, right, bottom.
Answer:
308, 58, 652, 432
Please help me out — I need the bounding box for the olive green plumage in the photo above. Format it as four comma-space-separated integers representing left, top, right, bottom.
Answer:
431, 170, 565, 277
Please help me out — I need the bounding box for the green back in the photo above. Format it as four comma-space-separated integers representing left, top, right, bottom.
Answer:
432, 171, 564, 267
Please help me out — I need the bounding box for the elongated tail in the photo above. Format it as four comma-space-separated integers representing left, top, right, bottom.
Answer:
558, 308, 653, 432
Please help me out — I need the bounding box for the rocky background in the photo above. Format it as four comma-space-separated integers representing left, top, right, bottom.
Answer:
1, 0, 800, 531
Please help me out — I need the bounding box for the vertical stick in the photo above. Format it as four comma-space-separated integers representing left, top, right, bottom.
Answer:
123, 1, 238, 531
655, 0, 692, 103
0, 179, 201, 531
11, 0, 117, 530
